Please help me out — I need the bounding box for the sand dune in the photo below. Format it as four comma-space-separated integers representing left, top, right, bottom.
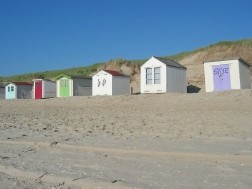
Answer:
0, 90, 252, 188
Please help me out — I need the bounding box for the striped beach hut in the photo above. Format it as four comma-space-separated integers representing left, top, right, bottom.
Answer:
32, 79, 56, 99
0, 83, 6, 99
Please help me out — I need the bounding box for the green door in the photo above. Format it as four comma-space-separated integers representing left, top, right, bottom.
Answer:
60, 79, 70, 97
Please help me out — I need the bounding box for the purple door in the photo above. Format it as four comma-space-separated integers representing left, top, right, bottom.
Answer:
213, 64, 231, 91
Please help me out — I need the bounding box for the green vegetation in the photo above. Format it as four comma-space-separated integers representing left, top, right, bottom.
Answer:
214, 38, 252, 46
0, 63, 103, 82
130, 59, 148, 65
166, 38, 252, 61
1, 38, 251, 82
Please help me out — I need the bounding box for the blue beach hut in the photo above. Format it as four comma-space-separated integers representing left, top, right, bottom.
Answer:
5, 82, 32, 99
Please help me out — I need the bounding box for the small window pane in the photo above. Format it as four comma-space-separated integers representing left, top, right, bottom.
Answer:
154, 79, 160, 84
146, 74, 152, 79
146, 68, 152, 85
154, 67, 161, 84
146, 68, 152, 74
155, 73, 160, 79
11, 86, 14, 91
65, 80, 68, 87
146, 79, 152, 84
154, 67, 160, 74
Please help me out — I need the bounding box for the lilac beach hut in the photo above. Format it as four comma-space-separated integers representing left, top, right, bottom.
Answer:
204, 57, 251, 92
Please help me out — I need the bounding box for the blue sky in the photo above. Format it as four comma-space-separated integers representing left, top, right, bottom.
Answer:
0, 0, 251, 76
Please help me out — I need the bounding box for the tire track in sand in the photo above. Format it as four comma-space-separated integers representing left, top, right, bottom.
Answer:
1, 140, 252, 164
0, 165, 137, 189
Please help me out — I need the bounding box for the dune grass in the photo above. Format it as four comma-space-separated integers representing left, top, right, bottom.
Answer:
1, 38, 251, 82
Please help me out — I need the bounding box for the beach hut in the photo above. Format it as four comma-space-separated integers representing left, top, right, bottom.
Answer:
92, 70, 130, 96
204, 57, 251, 92
56, 74, 92, 97
5, 82, 32, 99
0, 83, 5, 99
32, 79, 56, 99
140, 56, 187, 93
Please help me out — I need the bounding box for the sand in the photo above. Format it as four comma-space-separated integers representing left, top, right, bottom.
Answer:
0, 90, 252, 189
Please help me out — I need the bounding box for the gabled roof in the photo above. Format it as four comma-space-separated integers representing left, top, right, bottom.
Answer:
103, 70, 128, 77
56, 74, 92, 80
70, 75, 92, 79
10, 82, 32, 86
203, 57, 251, 67
0, 83, 5, 88
32, 78, 55, 82
153, 56, 187, 69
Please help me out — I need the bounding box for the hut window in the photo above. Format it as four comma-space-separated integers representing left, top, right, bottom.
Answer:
60, 79, 68, 87
8, 86, 10, 92
11, 86, 14, 92
146, 68, 152, 84
154, 67, 161, 84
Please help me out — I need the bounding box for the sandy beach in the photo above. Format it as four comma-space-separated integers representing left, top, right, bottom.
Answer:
0, 90, 252, 189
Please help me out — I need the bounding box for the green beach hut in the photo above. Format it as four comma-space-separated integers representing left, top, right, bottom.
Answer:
56, 74, 92, 97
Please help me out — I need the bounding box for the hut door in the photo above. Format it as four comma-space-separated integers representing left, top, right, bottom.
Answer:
60, 79, 70, 97
213, 64, 231, 91
7, 85, 15, 99
35, 81, 42, 99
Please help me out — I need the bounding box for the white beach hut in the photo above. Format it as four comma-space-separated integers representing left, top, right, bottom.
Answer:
92, 70, 130, 96
140, 56, 187, 93
204, 57, 251, 92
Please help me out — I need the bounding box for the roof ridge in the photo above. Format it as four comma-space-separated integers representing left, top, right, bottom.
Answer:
153, 56, 174, 61
56, 74, 91, 79
103, 69, 128, 77
203, 57, 251, 66
153, 56, 187, 69
104, 69, 120, 72
11, 81, 33, 85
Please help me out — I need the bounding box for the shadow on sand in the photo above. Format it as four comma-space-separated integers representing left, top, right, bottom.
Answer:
187, 84, 201, 93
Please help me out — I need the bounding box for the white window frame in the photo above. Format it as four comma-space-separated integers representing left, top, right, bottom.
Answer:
154, 67, 161, 84
146, 68, 152, 85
